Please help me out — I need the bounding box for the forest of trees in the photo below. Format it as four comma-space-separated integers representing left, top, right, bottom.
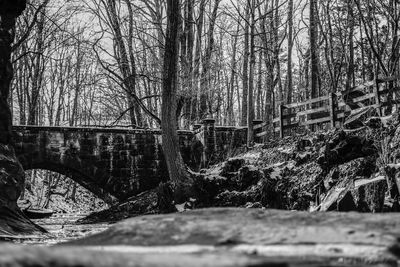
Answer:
9, 0, 400, 130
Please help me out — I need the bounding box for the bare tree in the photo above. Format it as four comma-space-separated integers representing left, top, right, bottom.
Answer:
161, 0, 192, 202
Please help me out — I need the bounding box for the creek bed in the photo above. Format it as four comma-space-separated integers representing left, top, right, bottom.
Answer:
13, 213, 111, 245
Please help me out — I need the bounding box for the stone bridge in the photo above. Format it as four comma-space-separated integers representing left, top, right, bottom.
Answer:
12, 123, 248, 204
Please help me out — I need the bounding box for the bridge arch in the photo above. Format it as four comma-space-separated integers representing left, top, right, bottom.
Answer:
11, 126, 197, 204
20, 159, 117, 204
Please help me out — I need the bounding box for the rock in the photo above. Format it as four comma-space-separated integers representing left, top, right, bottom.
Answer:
157, 182, 177, 213
344, 106, 378, 129
244, 202, 263, 208
383, 164, 400, 198
215, 189, 258, 207
236, 165, 264, 190
391, 198, 400, 212
2, 208, 400, 266
259, 171, 284, 209
323, 167, 340, 191
320, 175, 387, 212
353, 175, 387, 212
0, 145, 24, 210
78, 189, 158, 224
220, 158, 246, 178
319, 184, 354, 212
295, 139, 312, 151
65, 208, 400, 265
294, 151, 311, 166
0, 245, 301, 267
337, 191, 357, 211
319, 157, 379, 212
0, 145, 45, 235
193, 174, 227, 206
259, 162, 323, 211
317, 130, 377, 169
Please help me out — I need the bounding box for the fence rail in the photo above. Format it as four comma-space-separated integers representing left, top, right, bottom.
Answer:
256, 76, 400, 139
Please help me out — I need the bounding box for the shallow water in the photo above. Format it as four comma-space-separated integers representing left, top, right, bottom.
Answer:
13, 213, 111, 245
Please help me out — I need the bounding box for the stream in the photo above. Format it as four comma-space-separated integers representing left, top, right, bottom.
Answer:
13, 213, 111, 245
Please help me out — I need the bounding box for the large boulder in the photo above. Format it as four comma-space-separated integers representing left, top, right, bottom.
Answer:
317, 130, 377, 170
0, 145, 24, 210
3, 208, 400, 266
320, 174, 386, 213
0, 145, 45, 235
235, 165, 264, 190
0, 0, 45, 236
219, 157, 245, 179
319, 157, 386, 212
66, 208, 400, 265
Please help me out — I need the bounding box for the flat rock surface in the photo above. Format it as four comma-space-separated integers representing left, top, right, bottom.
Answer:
1, 208, 400, 266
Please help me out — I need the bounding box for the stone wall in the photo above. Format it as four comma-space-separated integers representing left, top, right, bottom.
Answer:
12, 123, 252, 203
13, 126, 198, 203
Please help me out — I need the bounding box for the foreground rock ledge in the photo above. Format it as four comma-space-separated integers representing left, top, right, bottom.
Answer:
2, 208, 400, 266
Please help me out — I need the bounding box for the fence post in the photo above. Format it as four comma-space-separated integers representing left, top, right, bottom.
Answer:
329, 93, 336, 129
253, 120, 263, 143
279, 104, 285, 138
373, 79, 382, 116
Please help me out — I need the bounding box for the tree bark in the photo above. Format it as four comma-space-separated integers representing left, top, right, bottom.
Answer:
247, 0, 256, 147
106, 0, 142, 127
162, 0, 192, 203
228, 24, 239, 125
286, 0, 294, 103
310, 0, 320, 99
241, 3, 250, 126
27, 3, 46, 125
193, 0, 205, 121
0, 0, 26, 205
346, 0, 355, 91
199, 0, 221, 120
0, 0, 45, 234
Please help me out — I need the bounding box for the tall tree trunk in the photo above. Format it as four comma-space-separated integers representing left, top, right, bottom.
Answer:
27, 6, 46, 125
310, 0, 319, 99
184, 0, 194, 125
193, 0, 205, 121
0, 0, 26, 206
241, 3, 250, 126
286, 0, 294, 103
107, 0, 141, 127
162, 0, 191, 203
0, 0, 45, 234
259, 2, 274, 123
228, 23, 240, 125
199, 0, 221, 119
273, 0, 283, 103
346, 0, 355, 91
247, 0, 256, 147
256, 51, 262, 119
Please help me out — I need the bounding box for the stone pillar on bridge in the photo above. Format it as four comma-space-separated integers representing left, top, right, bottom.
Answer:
202, 118, 216, 167
253, 120, 263, 144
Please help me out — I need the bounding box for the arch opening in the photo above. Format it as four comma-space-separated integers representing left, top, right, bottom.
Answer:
18, 169, 109, 214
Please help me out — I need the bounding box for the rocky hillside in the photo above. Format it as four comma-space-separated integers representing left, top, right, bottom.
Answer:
80, 113, 400, 223
195, 112, 400, 213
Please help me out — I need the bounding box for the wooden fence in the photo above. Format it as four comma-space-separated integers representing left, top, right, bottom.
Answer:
257, 76, 400, 139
